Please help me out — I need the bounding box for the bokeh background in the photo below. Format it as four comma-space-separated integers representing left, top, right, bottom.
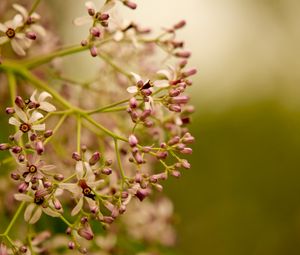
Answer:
2, 0, 300, 254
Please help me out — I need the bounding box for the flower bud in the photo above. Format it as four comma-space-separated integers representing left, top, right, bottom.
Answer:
175, 51, 191, 58
53, 198, 62, 210
35, 141, 44, 155
179, 59, 188, 68
90, 27, 101, 37
72, 152, 81, 161
180, 147, 193, 154
170, 95, 189, 104
171, 170, 181, 178
78, 225, 94, 240
129, 97, 137, 108
89, 152, 101, 165
140, 109, 151, 121
18, 182, 28, 193
11, 146, 22, 154
5, 107, 15, 114
169, 88, 181, 97
119, 204, 126, 214
19, 246, 27, 253
156, 151, 168, 159
174, 20, 186, 29
129, 134, 138, 147
101, 216, 114, 224
90, 46, 98, 57
81, 39, 88, 46
168, 104, 181, 112
181, 159, 191, 169
101, 167, 112, 175
11, 172, 20, 180
0, 143, 10, 150
79, 247, 87, 254
26, 31, 37, 40
54, 174, 64, 181
182, 68, 197, 78
168, 136, 180, 146
15, 96, 25, 109
99, 13, 109, 21
44, 130, 53, 138
68, 242, 75, 250
123, 0, 137, 9
135, 189, 150, 201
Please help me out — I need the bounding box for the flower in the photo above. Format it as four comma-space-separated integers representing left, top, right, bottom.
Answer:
59, 160, 103, 216
0, 14, 30, 56
17, 153, 56, 183
14, 187, 61, 224
9, 106, 45, 141
30, 90, 56, 112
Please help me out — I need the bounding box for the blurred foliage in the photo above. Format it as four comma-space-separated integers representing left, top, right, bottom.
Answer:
166, 96, 300, 255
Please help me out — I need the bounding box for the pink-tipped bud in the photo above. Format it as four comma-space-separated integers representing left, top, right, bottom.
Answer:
140, 109, 151, 121
78, 225, 94, 240
168, 104, 181, 112
90, 46, 98, 57
179, 59, 188, 68
15, 96, 25, 109
181, 159, 191, 169
35, 141, 44, 155
88, 8, 95, 16
135, 189, 150, 201
79, 247, 87, 254
44, 130, 53, 138
170, 95, 189, 104
89, 152, 101, 166
124, 0, 137, 9
129, 97, 137, 108
156, 151, 168, 159
99, 13, 109, 20
169, 88, 181, 97
90, 27, 101, 37
11, 172, 20, 180
54, 174, 64, 181
171, 170, 181, 178
182, 68, 197, 78
150, 172, 168, 183
129, 134, 138, 147
72, 152, 81, 161
180, 147, 193, 154
168, 136, 180, 146
175, 51, 191, 58
0, 143, 10, 150
19, 246, 27, 253
133, 152, 144, 164
18, 182, 28, 193
135, 172, 143, 183
11, 146, 22, 154
119, 204, 126, 214
5, 107, 15, 114
101, 167, 112, 175
26, 31, 37, 40
68, 241, 75, 250
174, 20, 186, 30
53, 198, 62, 210
81, 39, 88, 47
101, 216, 114, 224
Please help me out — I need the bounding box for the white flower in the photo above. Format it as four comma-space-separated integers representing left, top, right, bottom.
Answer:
73, 1, 116, 26
0, 14, 30, 56
59, 160, 103, 216
13, 4, 46, 37
9, 107, 45, 141
14, 189, 61, 224
17, 153, 56, 183
30, 90, 56, 112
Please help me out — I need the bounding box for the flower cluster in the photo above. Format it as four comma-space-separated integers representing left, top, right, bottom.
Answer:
0, 1, 195, 254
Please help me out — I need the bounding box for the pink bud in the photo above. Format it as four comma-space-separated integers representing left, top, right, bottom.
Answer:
15, 96, 25, 109
181, 159, 191, 169
171, 170, 181, 178
68, 242, 75, 250
5, 107, 15, 114
168, 136, 180, 146
54, 174, 64, 181
18, 182, 28, 193
129, 134, 138, 147
156, 151, 168, 159
53, 198, 62, 210
175, 51, 191, 58
135, 189, 150, 201
182, 68, 197, 78
72, 152, 81, 161
90, 46, 98, 57
0, 143, 10, 150
90, 27, 101, 37
124, 1, 137, 9
11, 172, 20, 180
11, 146, 22, 154
78, 225, 94, 240
174, 20, 186, 29
99, 13, 109, 21
129, 97, 137, 108
35, 141, 44, 155
101, 167, 112, 175
26, 31, 37, 40
81, 40, 88, 46
168, 104, 181, 112
89, 152, 101, 165
170, 95, 189, 104
44, 130, 53, 138
180, 147, 193, 154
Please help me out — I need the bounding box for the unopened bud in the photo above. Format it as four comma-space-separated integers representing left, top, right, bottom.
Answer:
129, 97, 137, 108
174, 20, 186, 29
26, 31, 37, 40
44, 130, 53, 138
180, 147, 193, 154
5, 107, 15, 114
101, 167, 112, 175
68, 241, 75, 250
11, 146, 22, 154
175, 51, 191, 58
72, 152, 81, 161
90, 27, 101, 37
0, 143, 10, 150
89, 152, 100, 165
54, 174, 64, 181
182, 68, 197, 78
135, 189, 150, 201
168, 104, 181, 112
35, 141, 44, 155
129, 134, 138, 147
90, 46, 98, 57
18, 182, 28, 193
53, 198, 62, 210
11, 172, 20, 180
15, 96, 25, 109
123, 0, 137, 9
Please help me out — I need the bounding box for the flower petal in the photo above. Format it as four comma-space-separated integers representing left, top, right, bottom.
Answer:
12, 4, 28, 18
12, 14, 23, 28
39, 102, 56, 112
126, 86, 138, 94
101, 0, 116, 12
153, 79, 170, 88
14, 193, 33, 202
0, 23, 7, 32
24, 203, 35, 222
85, 1, 96, 10
29, 111, 44, 123
31, 24, 46, 37
38, 92, 52, 102
76, 161, 84, 179
59, 183, 80, 194
32, 124, 46, 131
29, 206, 42, 224
0, 36, 9, 44
73, 16, 91, 26
71, 197, 83, 216
30, 90, 38, 102
42, 207, 60, 217
14, 130, 23, 141
8, 117, 21, 126
130, 72, 142, 83
14, 106, 28, 122
11, 39, 26, 56
157, 69, 173, 81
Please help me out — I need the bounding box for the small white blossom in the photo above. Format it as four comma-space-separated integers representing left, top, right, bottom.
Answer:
30, 90, 56, 112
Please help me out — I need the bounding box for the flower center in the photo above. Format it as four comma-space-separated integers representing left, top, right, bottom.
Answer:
79, 179, 95, 200
28, 164, 37, 173
6, 28, 15, 39
34, 196, 44, 205
19, 123, 31, 133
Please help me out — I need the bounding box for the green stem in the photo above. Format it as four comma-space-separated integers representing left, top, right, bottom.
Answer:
114, 139, 126, 187
87, 98, 129, 115
28, 0, 41, 16
3, 201, 26, 235
59, 215, 73, 228
77, 115, 82, 153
